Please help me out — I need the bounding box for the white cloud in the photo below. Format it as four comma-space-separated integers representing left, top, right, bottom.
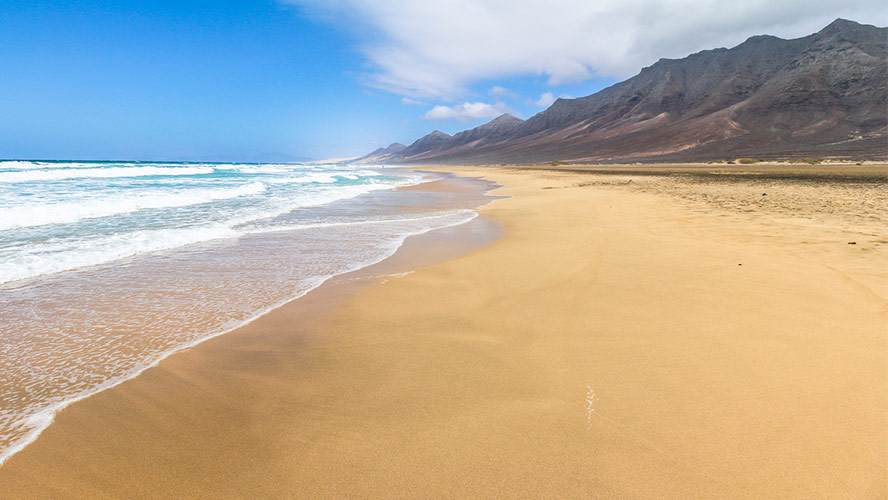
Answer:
423, 101, 509, 121
288, 0, 886, 98
400, 97, 424, 105
489, 86, 518, 98
535, 92, 556, 107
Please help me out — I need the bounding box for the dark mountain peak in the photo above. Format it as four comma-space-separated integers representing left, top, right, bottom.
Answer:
815, 18, 886, 44
365, 147, 386, 157
811, 18, 886, 58
371, 142, 406, 154
488, 113, 523, 124
741, 34, 781, 44
443, 113, 527, 149
643, 44, 732, 73
397, 130, 454, 158
546, 97, 578, 111
820, 18, 866, 34
354, 141, 408, 163
472, 113, 524, 133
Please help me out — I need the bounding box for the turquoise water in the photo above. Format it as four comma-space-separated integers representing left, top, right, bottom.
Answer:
0, 160, 494, 466
0, 161, 423, 285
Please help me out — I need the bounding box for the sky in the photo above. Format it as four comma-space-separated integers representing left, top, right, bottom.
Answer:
1, 0, 885, 161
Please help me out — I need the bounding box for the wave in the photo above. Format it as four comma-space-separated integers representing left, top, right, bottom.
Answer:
269, 173, 340, 184
0, 161, 134, 170
0, 182, 267, 231
0, 161, 226, 171
0, 166, 214, 183
0, 179, 420, 285
222, 164, 293, 173
267, 171, 381, 184
226, 177, 422, 227
0, 165, 426, 285
0, 224, 240, 285
0, 160, 50, 170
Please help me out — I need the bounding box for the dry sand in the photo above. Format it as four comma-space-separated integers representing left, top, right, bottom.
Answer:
0, 165, 885, 499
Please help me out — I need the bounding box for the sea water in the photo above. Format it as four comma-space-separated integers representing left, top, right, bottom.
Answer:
0, 160, 493, 465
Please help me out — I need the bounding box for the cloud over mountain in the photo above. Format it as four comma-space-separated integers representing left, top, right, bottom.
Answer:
423, 101, 510, 121
287, 0, 885, 99
535, 92, 556, 107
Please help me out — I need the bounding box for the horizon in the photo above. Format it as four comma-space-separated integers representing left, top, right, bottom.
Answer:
1, 2, 885, 162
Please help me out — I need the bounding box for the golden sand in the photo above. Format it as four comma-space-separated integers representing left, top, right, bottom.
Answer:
0, 166, 885, 499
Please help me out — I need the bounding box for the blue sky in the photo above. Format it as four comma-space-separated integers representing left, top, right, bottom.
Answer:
1, 0, 884, 161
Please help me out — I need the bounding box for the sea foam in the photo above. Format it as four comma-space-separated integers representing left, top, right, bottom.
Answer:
0, 165, 214, 183
0, 162, 426, 285
0, 181, 267, 230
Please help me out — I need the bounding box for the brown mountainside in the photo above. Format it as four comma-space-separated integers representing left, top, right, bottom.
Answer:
360, 19, 887, 164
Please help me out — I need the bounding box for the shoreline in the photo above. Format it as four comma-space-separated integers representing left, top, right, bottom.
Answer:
1, 165, 885, 498
0, 171, 502, 470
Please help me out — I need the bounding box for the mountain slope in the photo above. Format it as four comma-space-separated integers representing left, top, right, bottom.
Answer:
364, 19, 886, 164
354, 142, 406, 164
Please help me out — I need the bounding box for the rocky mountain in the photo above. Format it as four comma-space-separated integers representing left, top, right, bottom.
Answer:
440, 114, 525, 150
361, 19, 887, 164
398, 130, 452, 158
356, 142, 406, 164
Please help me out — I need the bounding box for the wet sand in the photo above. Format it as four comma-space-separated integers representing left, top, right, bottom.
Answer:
0, 165, 885, 499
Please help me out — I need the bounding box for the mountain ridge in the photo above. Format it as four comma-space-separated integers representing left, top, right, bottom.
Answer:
359, 19, 887, 165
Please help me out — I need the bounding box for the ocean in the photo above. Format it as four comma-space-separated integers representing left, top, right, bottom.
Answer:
0, 160, 494, 465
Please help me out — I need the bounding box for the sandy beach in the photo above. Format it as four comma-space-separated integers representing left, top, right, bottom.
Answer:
0, 165, 885, 499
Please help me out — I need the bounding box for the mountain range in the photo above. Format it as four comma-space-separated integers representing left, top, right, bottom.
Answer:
358, 19, 887, 165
